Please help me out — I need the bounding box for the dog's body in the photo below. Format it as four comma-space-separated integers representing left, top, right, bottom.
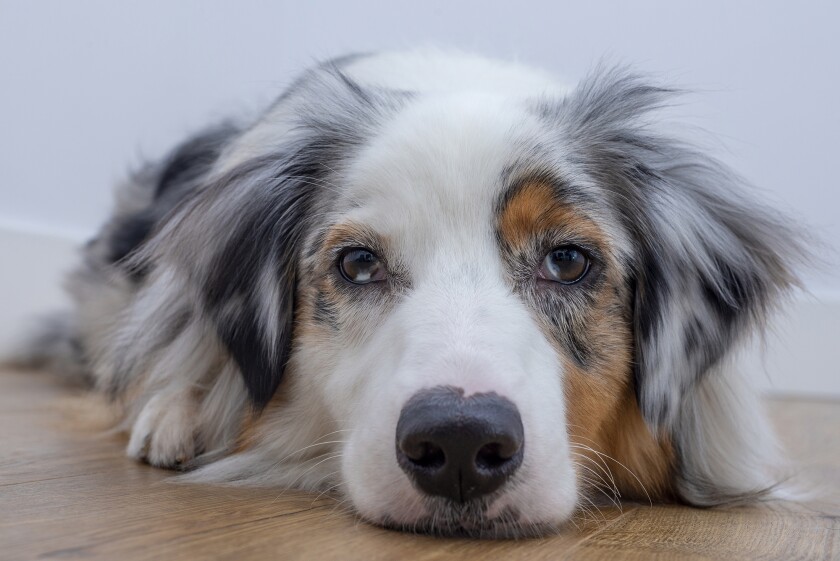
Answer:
19, 50, 800, 537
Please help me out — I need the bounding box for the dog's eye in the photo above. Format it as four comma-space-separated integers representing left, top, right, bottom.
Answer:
339, 248, 386, 284
539, 246, 590, 284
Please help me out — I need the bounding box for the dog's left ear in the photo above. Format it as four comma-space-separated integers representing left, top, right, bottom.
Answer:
627, 166, 801, 431
554, 69, 803, 431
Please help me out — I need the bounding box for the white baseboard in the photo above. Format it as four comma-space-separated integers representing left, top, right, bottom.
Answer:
739, 296, 840, 398
0, 227, 79, 355
2, 227, 838, 397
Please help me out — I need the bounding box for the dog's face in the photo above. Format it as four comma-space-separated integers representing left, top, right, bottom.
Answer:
150, 59, 797, 536
284, 93, 650, 534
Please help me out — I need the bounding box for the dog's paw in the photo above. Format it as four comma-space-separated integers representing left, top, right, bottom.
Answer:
127, 391, 198, 469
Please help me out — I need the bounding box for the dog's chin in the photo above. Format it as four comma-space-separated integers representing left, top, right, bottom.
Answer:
376, 497, 560, 539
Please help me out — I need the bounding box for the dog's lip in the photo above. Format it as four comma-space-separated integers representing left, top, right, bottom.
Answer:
377, 499, 557, 538
382, 514, 555, 539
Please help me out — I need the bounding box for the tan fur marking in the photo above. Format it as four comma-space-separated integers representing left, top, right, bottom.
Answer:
498, 181, 606, 250
561, 294, 676, 502
321, 222, 382, 254
564, 358, 674, 503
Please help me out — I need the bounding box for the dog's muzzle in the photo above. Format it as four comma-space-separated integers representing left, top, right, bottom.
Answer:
395, 386, 524, 502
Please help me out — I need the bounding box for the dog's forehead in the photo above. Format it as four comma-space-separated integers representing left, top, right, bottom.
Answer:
338, 93, 547, 255
330, 92, 633, 272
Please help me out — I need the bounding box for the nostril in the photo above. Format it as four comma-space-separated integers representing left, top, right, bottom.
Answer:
475, 442, 508, 470
404, 441, 446, 469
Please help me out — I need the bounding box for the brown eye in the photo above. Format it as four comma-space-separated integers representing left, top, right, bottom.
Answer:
339, 248, 386, 284
539, 246, 590, 284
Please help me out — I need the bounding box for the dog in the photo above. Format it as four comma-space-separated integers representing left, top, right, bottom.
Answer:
16, 49, 802, 537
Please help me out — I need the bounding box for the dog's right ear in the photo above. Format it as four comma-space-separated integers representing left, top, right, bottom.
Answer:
198, 155, 316, 408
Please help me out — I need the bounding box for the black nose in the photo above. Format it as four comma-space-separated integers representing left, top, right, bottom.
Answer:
395, 386, 524, 502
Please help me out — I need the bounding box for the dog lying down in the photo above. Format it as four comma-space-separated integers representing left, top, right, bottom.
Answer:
17, 49, 803, 537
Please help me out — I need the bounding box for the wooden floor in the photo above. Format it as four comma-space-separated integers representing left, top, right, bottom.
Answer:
1, 369, 838, 560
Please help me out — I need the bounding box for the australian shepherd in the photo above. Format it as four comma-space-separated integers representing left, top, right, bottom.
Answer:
17, 50, 802, 537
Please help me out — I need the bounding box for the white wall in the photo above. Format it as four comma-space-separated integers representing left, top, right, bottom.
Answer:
1, 0, 838, 291
1, 1, 838, 394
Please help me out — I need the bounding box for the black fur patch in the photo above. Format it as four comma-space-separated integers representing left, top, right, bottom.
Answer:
201, 155, 318, 407
313, 290, 340, 330
155, 124, 240, 199
107, 123, 239, 275
108, 212, 156, 265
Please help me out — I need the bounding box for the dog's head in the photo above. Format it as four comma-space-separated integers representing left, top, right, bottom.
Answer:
152, 55, 800, 536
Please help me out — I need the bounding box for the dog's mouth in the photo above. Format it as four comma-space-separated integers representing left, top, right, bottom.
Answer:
379, 499, 554, 538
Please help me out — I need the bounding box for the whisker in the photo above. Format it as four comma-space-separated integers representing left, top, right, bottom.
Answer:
566, 434, 653, 506
309, 475, 344, 506
270, 453, 344, 505
575, 470, 623, 512
571, 452, 621, 497
275, 439, 347, 464
569, 443, 620, 492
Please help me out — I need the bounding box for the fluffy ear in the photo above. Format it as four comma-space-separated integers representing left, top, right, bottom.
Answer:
557, 68, 802, 429
553, 68, 805, 502
624, 142, 804, 503
142, 64, 396, 408
198, 156, 317, 408
628, 163, 803, 430
130, 150, 317, 408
